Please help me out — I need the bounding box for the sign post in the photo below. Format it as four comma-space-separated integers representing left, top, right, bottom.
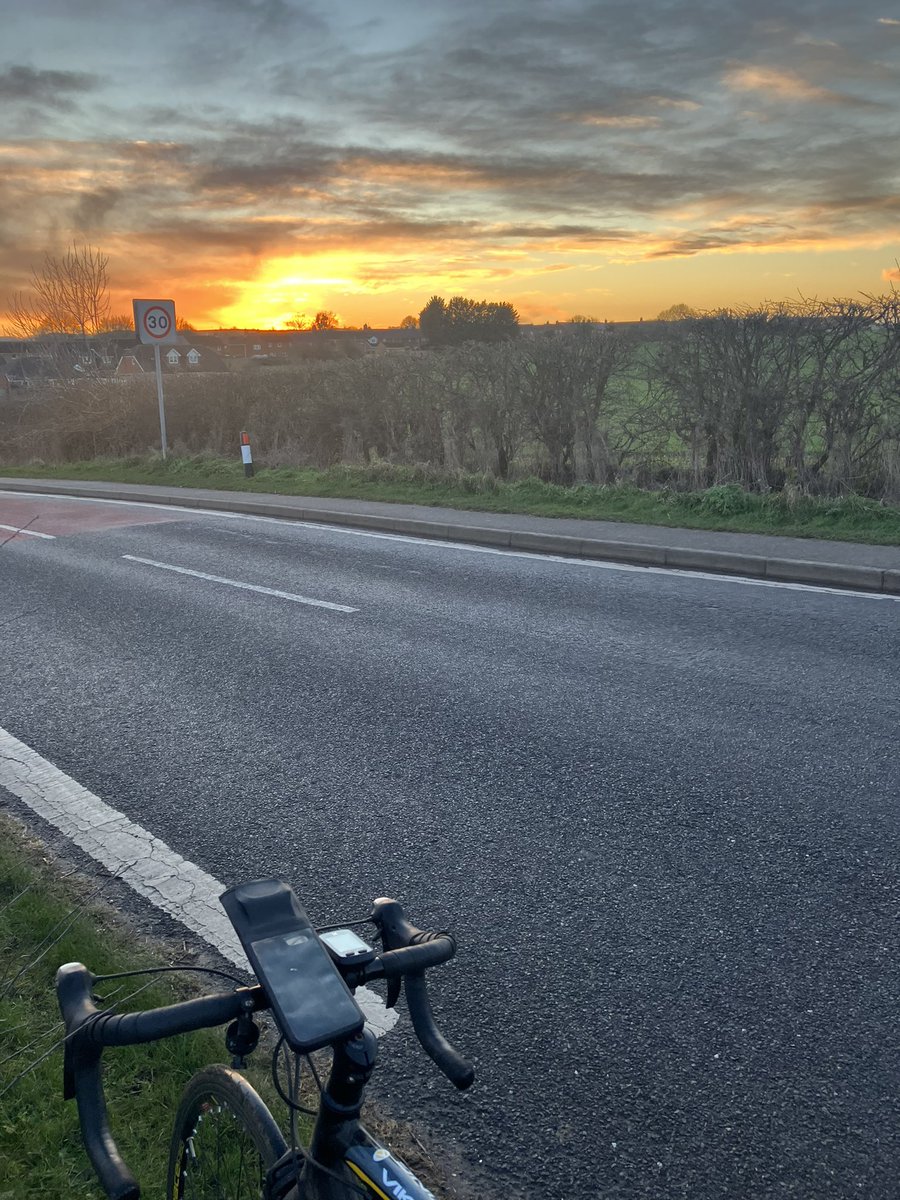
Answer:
133, 299, 177, 459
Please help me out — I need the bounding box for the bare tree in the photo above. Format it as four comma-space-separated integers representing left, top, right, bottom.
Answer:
6, 243, 110, 339
464, 341, 527, 478
98, 313, 134, 332
795, 297, 900, 494
656, 302, 699, 321
517, 327, 632, 483
311, 310, 339, 331
651, 307, 802, 490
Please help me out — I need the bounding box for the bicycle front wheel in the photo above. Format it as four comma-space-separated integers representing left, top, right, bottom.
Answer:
167, 1065, 289, 1200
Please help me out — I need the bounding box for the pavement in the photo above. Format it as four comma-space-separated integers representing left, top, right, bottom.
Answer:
1, 476, 898, 593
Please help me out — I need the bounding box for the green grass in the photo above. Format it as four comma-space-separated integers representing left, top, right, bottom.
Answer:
0, 815, 280, 1199
2, 456, 899, 544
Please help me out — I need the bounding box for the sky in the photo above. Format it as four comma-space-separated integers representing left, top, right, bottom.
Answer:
2, 0, 899, 329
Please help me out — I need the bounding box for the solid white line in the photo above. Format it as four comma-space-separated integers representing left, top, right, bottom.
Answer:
0, 725, 396, 1035
122, 555, 359, 612
233, 518, 900, 602
3, 488, 896, 602
0, 522, 56, 539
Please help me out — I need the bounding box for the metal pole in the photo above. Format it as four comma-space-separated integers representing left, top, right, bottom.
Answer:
154, 342, 168, 459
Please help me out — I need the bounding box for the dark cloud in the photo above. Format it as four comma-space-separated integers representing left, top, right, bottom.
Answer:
73, 187, 121, 232
137, 216, 303, 257
0, 64, 100, 107
487, 225, 634, 243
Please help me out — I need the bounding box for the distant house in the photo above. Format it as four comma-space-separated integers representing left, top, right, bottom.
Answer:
0, 353, 60, 387
115, 340, 226, 376
0, 337, 33, 364
116, 354, 144, 377
0, 332, 138, 385
197, 327, 424, 359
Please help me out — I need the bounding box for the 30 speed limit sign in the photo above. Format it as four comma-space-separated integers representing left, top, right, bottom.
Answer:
133, 299, 177, 345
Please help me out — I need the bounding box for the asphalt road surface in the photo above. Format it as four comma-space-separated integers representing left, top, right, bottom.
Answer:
2, 491, 899, 1199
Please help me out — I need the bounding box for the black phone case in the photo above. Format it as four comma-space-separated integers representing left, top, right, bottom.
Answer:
221, 878, 365, 1053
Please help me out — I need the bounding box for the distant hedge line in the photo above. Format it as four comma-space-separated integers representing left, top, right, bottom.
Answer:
8, 300, 900, 499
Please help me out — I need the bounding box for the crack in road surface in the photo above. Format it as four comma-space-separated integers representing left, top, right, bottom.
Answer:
0, 727, 397, 1036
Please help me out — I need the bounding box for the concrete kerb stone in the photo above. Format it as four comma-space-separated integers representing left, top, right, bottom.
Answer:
764, 558, 884, 592
509, 530, 584, 555
581, 539, 668, 567
297, 508, 452, 541
664, 547, 767, 577
446, 524, 512, 547
884, 570, 900, 595
376, 517, 452, 540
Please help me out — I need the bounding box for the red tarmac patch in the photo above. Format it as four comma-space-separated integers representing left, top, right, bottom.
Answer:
0, 494, 184, 541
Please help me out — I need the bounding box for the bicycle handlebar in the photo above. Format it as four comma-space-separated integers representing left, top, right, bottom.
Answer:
57, 963, 265, 1200
58, 966, 138, 1200
56, 894, 473, 1200
368, 898, 475, 1090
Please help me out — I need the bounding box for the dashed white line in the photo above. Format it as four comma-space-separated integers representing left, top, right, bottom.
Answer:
122, 555, 359, 612
0, 724, 396, 1035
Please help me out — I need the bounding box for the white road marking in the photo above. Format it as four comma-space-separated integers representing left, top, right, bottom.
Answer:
122, 555, 359, 612
226, 516, 900, 601
0, 522, 56, 539
2, 488, 896, 602
0, 724, 397, 1036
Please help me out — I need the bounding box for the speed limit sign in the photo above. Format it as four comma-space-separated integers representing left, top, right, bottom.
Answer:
133, 299, 177, 345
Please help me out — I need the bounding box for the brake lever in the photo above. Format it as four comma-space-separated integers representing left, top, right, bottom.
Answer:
385, 975, 402, 1009
373, 914, 403, 1007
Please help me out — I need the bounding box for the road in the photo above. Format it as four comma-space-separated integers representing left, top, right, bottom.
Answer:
1, 490, 899, 1199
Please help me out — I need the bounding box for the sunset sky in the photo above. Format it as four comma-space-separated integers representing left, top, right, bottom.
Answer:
2, 0, 899, 330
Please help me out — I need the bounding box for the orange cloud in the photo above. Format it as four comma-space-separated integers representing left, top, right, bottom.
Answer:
723, 64, 864, 105
650, 96, 701, 111
569, 114, 662, 129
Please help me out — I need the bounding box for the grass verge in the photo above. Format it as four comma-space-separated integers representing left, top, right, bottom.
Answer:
0, 813, 254, 1198
1, 457, 898, 544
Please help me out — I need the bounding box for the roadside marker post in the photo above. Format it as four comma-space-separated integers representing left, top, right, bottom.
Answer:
133, 299, 178, 460
240, 431, 254, 478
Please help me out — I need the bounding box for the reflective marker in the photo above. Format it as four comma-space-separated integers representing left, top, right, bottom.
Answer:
240, 430, 254, 478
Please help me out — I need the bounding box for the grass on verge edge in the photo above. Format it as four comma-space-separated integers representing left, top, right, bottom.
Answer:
1, 457, 898, 544
0, 813, 283, 1200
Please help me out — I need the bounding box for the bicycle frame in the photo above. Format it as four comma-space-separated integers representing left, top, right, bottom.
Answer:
287, 1029, 437, 1200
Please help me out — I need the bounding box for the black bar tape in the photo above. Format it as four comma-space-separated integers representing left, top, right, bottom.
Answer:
405, 974, 475, 1090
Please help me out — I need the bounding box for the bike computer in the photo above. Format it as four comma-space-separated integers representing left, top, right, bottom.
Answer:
220, 879, 364, 1053
319, 927, 377, 968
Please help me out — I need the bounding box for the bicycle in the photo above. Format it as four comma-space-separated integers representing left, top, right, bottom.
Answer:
56, 877, 475, 1200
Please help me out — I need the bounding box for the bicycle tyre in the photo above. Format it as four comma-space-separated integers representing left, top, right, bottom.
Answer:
167, 1065, 289, 1200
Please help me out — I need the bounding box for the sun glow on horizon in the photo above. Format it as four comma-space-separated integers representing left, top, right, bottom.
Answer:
208, 244, 541, 329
